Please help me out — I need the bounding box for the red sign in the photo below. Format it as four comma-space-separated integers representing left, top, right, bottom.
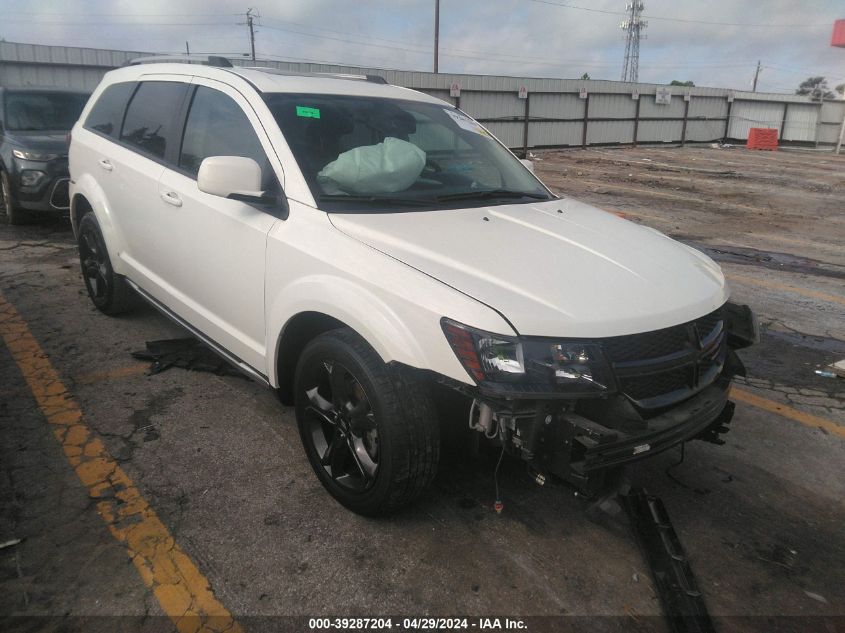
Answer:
832, 19, 845, 48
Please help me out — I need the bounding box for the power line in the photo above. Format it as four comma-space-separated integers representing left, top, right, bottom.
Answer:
258, 23, 431, 55
256, 20, 756, 70
528, 0, 831, 27
1, 12, 242, 17
0, 19, 237, 27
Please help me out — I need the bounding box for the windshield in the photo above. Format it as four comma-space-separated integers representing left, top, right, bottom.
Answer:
4, 91, 89, 132
264, 93, 553, 212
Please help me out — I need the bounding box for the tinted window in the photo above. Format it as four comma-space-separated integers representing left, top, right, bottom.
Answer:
84, 82, 136, 137
120, 81, 188, 159
4, 91, 88, 132
179, 86, 269, 182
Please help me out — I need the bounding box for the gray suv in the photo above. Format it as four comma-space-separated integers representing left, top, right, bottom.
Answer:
0, 87, 89, 224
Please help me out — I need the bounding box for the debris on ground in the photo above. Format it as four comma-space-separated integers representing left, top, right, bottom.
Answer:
828, 360, 845, 378
814, 369, 838, 379
0, 538, 22, 550
131, 338, 244, 377
803, 590, 828, 604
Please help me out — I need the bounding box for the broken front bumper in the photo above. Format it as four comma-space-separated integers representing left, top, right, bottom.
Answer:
448, 303, 757, 494
556, 379, 733, 475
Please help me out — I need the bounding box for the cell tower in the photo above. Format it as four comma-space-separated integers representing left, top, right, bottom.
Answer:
620, 1, 647, 82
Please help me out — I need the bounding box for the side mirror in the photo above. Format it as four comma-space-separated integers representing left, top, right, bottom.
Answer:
197, 156, 264, 200
519, 158, 535, 174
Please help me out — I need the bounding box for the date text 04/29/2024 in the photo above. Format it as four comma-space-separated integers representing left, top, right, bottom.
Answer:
308, 618, 528, 630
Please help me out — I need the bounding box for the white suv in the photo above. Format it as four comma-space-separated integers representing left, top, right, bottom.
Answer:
69, 58, 757, 515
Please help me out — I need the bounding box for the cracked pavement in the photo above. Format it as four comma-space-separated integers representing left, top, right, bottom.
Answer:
1, 146, 844, 632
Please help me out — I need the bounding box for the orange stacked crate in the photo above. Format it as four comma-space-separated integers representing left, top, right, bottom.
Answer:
746, 127, 779, 151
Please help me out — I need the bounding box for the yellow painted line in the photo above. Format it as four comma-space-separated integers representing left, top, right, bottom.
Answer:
731, 387, 845, 439
726, 272, 845, 307
74, 362, 150, 385
0, 292, 243, 633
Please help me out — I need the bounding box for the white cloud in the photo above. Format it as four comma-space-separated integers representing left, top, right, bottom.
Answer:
1, 0, 843, 93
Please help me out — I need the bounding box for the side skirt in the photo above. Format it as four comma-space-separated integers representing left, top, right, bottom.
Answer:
125, 278, 270, 387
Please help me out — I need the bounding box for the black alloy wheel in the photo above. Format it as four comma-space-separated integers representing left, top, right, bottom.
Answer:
1, 171, 29, 225
78, 219, 111, 305
294, 328, 440, 515
76, 212, 134, 315
302, 360, 379, 491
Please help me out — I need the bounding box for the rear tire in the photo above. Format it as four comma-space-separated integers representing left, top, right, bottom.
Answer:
1, 171, 30, 225
77, 212, 134, 315
294, 328, 440, 515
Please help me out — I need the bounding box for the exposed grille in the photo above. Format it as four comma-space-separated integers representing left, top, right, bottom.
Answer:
620, 367, 694, 401
601, 308, 726, 407
50, 179, 70, 210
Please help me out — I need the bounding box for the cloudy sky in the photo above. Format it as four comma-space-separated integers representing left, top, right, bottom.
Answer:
1, 0, 843, 94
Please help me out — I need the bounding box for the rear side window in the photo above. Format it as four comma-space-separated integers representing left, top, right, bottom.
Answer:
179, 86, 270, 182
120, 81, 188, 160
84, 82, 136, 137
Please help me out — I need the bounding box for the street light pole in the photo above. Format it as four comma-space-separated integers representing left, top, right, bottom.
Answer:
434, 0, 440, 73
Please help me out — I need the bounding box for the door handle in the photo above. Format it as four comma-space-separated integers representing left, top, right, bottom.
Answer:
98, 159, 113, 172
160, 191, 182, 207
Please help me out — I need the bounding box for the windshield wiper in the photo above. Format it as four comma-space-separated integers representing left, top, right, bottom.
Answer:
318, 194, 435, 207
435, 189, 548, 202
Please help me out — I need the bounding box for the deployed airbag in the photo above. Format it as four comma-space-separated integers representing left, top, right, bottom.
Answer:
317, 137, 426, 194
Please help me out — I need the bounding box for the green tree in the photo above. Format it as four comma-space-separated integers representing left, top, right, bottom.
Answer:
796, 76, 835, 101
670, 80, 695, 87
580, 73, 590, 80
836, 83, 845, 98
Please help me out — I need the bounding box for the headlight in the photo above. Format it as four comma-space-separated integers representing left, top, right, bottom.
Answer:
19, 170, 47, 187
442, 318, 612, 395
13, 149, 61, 161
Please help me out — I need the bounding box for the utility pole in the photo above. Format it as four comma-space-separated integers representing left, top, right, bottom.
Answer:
246, 8, 256, 62
620, 2, 646, 83
433, 0, 440, 73
185, 41, 190, 55
752, 60, 761, 92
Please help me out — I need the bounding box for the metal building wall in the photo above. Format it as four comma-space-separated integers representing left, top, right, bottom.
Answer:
728, 101, 785, 139
818, 101, 845, 144
2, 41, 843, 150
782, 104, 819, 142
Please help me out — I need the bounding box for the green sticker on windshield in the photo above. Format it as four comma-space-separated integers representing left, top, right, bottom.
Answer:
296, 106, 321, 119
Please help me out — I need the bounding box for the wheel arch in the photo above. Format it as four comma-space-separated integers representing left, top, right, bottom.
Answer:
70, 192, 93, 236
269, 278, 437, 404
274, 311, 347, 404
69, 174, 124, 274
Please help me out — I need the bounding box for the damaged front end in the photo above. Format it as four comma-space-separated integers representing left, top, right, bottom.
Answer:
440, 302, 758, 496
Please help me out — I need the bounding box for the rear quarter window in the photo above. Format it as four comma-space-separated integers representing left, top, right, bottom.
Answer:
119, 81, 189, 160
84, 82, 136, 137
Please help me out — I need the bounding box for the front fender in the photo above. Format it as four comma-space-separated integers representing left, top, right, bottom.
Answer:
264, 205, 516, 389
267, 275, 430, 387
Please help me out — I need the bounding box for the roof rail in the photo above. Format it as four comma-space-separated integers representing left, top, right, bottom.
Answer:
126, 55, 233, 68
242, 67, 388, 84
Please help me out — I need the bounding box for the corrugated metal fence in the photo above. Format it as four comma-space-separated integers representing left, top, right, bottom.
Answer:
2, 41, 844, 152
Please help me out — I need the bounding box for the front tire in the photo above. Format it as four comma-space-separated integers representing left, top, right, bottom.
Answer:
77, 212, 134, 315
294, 328, 440, 515
1, 171, 30, 225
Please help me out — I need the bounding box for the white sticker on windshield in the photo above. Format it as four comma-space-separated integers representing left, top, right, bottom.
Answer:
444, 109, 488, 136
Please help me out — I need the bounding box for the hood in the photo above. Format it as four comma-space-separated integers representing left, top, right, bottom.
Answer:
329, 198, 729, 338
6, 131, 70, 153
